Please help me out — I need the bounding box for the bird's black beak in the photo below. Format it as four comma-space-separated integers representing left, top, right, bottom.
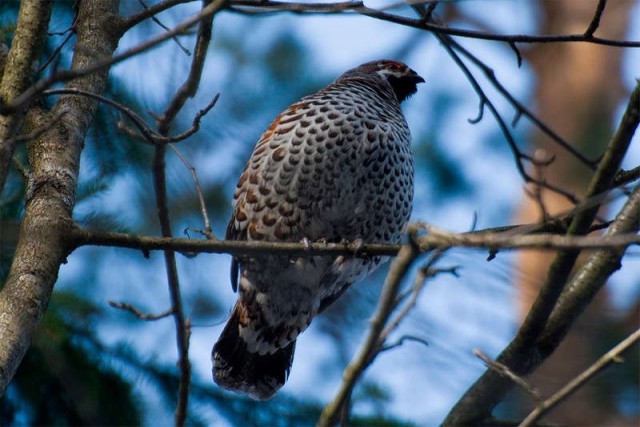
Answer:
410, 70, 425, 84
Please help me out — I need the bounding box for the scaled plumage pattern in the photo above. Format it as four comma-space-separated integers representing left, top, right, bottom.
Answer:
212, 60, 424, 399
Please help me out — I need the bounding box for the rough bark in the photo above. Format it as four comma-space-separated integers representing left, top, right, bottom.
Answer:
0, 0, 53, 193
0, 0, 121, 396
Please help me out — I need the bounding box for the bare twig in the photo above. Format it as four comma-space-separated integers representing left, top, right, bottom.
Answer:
613, 165, 640, 188
151, 2, 215, 424
379, 251, 446, 342
444, 34, 597, 170
225, 0, 640, 47
380, 335, 430, 352
520, 328, 640, 427
153, 144, 192, 427
473, 349, 542, 402
156, 0, 215, 134
317, 240, 420, 426
168, 144, 215, 239
137, 0, 192, 55
584, 0, 607, 37
122, 0, 198, 31
427, 28, 583, 205
109, 301, 174, 320
42, 86, 219, 146
37, 26, 76, 74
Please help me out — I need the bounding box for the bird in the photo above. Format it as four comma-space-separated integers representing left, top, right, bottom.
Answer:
212, 59, 424, 400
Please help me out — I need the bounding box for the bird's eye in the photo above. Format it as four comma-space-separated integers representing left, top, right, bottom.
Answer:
383, 61, 404, 71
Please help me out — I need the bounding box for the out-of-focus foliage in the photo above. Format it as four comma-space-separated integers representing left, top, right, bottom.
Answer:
0, 292, 141, 426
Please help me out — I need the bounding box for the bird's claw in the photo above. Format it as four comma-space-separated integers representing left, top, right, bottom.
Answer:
301, 237, 311, 252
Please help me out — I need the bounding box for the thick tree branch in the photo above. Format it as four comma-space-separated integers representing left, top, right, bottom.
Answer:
0, 0, 53, 194
541, 183, 640, 352
443, 83, 640, 425
0, 0, 120, 397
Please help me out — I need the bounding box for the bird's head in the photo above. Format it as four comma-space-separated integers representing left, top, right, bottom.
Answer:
343, 59, 425, 103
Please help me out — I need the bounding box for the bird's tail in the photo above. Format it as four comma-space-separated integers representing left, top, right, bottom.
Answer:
212, 304, 296, 400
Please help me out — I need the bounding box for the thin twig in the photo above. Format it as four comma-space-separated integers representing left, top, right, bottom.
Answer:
153, 144, 192, 427
450, 36, 596, 170
378, 251, 447, 343
122, 0, 199, 31
156, 0, 215, 134
168, 143, 215, 239
109, 301, 175, 320
42, 89, 219, 145
520, 328, 640, 427
445, 34, 597, 170
138, 0, 192, 55
317, 238, 421, 427
584, 0, 607, 37
435, 31, 583, 204
152, 2, 215, 424
473, 349, 542, 402
225, 0, 640, 47
38, 27, 76, 74
613, 165, 640, 187
380, 335, 430, 352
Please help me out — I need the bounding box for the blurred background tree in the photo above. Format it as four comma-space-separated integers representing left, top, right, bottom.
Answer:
512, 1, 639, 425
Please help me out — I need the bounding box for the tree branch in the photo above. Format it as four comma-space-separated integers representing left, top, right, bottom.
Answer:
584, 0, 607, 38
71, 225, 640, 258
317, 239, 421, 426
473, 349, 542, 402
443, 81, 639, 425
108, 301, 175, 320
152, 1, 215, 423
0, 0, 53, 194
520, 328, 640, 427
0, 0, 120, 397
42, 88, 219, 144
225, 0, 640, 47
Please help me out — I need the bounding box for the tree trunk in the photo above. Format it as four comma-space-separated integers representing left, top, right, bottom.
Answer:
0, 0, 121, 396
